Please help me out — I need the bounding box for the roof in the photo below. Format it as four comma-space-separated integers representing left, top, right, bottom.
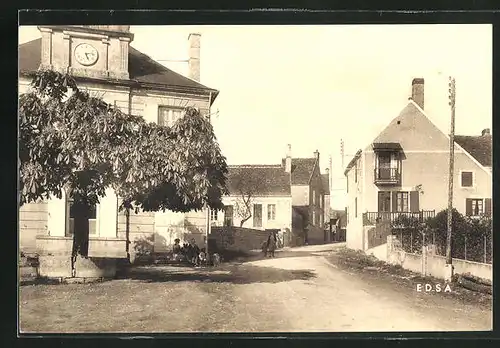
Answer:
321, 174, 330, 194
454, 134, 492, 167
18, 38, 218, 99
344, 149, 362, 176
226, 165, 291, 197
281, 158, 317, 185
372, 142, 403, 151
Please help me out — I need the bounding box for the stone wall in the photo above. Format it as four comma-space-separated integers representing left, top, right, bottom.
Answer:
209, 227, 270, 252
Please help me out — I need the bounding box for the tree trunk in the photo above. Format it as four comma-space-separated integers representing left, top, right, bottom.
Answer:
71, 200, 91, 277
240, 213, 252, 227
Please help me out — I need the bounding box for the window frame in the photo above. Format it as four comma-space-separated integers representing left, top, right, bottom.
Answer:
210, 209, 218, 221
267, 204, 276, 221
65, 194, 100, 237
460, 170, 474, 188
157, 105, 185, 127
395, 191, 409, 213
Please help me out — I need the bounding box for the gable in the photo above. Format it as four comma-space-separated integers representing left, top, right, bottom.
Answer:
367, 101, 451, 152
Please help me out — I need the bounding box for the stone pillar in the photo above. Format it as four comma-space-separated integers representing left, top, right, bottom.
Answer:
62, 32, 71, 73
39, 27, 53, 69
444, 264, 454, 282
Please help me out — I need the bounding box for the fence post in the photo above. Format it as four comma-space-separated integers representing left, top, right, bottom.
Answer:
410, 229, 413, 253
464, 234, 467, 261
422, 231, 426, 276
484, 234, 487, 264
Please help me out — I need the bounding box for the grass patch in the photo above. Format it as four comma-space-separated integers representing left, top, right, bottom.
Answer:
327, 247, 492, 309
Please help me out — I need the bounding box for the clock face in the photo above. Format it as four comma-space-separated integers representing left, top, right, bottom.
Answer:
74, 43, 99, 66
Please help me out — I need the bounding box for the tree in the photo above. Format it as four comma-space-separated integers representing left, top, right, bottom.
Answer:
19, 69, 228, 269
228, 167, 265, 227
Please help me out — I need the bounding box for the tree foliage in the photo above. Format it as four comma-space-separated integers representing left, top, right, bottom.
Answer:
19, 69, 228, 257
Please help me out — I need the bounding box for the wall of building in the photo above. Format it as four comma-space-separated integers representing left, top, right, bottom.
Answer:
363, 150, 491, 216
309, 164, 325, 229
19, 202, 49, 253
345, 155, 364, 250
209, 226, 270, 252
291, 185, 309, 206
215, 195, 292, 231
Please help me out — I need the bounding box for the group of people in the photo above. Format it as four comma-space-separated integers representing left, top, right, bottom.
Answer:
172, 238, 208, 267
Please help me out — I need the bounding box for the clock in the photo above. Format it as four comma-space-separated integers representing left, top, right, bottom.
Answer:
74, 43, 99, 66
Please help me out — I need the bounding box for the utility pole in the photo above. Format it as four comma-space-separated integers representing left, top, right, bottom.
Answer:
445, 76, 456, 279
340, 139, 345, 169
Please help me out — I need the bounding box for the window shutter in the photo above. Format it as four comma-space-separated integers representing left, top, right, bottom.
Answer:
484, 198, 492, 217
391, 192, 398, 213
410, 191, 419, 212
465, 198, 473, 216
47, 191, 66, 237
99, 188, 118, 238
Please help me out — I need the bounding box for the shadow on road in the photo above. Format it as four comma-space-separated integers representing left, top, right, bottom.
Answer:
118, 263, 317, 284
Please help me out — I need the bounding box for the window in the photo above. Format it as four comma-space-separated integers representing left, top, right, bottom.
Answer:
224, 205, 234, 226
312, 190, 316, 205
312, 210, 316, 226
158, 106, 184, 127
355, 197, 358, 218
253, 204, 263, 228
461, 171, 473, 187
66, 195, 98, 237
320, 213, 323, 228
319, 195, 323, 209
466, 198, 492, 217
267, 204, 276, 220
210, 209, 218, 221
395, 192, 409, 212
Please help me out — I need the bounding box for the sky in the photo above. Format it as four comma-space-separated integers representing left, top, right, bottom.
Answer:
19, 25, 492, 208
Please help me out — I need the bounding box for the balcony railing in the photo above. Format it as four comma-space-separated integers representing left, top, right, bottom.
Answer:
374, 167, 400, 185
362, 211, 436, 226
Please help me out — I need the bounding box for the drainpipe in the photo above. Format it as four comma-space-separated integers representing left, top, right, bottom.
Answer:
125, 86, 133, 263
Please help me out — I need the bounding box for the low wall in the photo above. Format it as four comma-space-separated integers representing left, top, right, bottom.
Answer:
35, 236, 127, 279
383, 235, 492, 281
209, 227, 270, 252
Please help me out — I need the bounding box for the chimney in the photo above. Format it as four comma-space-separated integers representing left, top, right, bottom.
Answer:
314, 150, 320, 161
285, 144, 292, 173
411, 78, 425, 110
188, 33, 201, 82
482, 128, 491, 136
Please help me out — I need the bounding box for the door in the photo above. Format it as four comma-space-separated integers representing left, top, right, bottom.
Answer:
253, 204, 262, 228
224, 205, 234, 226
378, 191, 391, 221
378, 153, 392, 180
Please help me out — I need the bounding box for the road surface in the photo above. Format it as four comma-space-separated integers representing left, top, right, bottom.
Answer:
19, 244, 492, 333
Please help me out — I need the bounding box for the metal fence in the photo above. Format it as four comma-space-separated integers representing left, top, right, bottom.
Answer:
395, 227, 493, 264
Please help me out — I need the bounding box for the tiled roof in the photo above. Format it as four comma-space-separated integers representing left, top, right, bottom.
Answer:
321, 174, 330, 194
455, 134, 493, 167
18, 38, 218, 96
282, 158, 317, 185
226, 165, 291, 197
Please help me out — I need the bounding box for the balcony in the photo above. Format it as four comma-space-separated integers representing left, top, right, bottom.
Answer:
362, 211, 436, 226
374, 167, 400, 185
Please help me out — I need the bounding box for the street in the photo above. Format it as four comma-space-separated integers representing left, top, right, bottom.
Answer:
19, 244, 492, 333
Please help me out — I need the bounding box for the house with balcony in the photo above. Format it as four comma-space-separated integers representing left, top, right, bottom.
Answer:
344, 78, 492, 251
18, 25, 219, 267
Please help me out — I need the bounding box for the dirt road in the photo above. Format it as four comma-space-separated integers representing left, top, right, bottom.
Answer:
19, 244, 492, 333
